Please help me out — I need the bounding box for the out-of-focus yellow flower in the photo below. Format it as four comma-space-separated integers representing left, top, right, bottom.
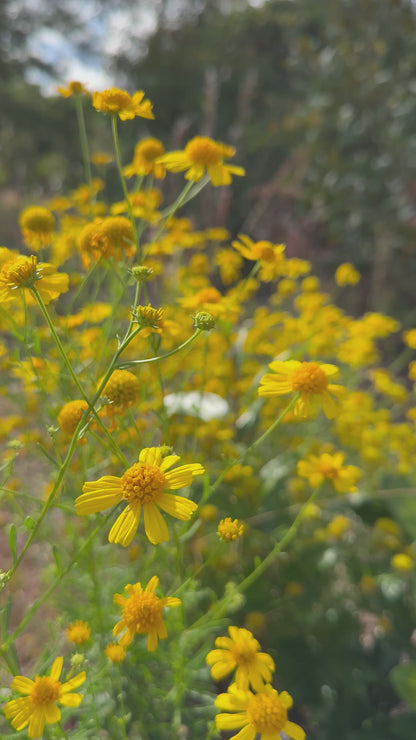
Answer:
0, 255, 69, 306
3, 657, 85, 739
90, 151, 113, 165
218, 518, 245, 541
391, 553, 413, 572
207, 626, 274, 691
124, 137, 166, 179
259, 360, 344, 419
335, 262, 361, 286
57, 81, 90, 97
297, 451, 361, 493
77, 216, 135, 267
327, 514, 351, 539
19, 206, 55, 250
113, 576, 180, 650
403, 328, 416, 349
215, 683, 305, 740
92, 87, 154, 120
158, 136, 245, 186
66, 620, 91, 645
101, 369, 140, 422
58, 400, 89, 437
105, 642, 126, 663
76, 447, 204, 546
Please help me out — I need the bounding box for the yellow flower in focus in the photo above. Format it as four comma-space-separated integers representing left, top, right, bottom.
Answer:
297, 451, 361, 493
215, 683, 305, 740
19, 206, 55, 250
158, 135, 245, 186
3, 656, 85, 739
113, 576, 181, 650
105, 642, 126, 663
258, 360, 344, 419
124, 137, 166, 179
218, 518, 246, 542
92, 87, 154, 120
206, 626, 274, 691
335, 263, 361, 286
75, 446, 204, 546
66, 620, 91, 645
0, 255, 69, 306
57, 81, 89, 98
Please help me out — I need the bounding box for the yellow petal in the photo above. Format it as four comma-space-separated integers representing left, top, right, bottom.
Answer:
143, 504, 169, 544
108, 506, 140, 547
157, 492, 197, 520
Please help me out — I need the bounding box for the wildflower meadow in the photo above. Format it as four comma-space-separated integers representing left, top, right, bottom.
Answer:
1, 83, 416, 740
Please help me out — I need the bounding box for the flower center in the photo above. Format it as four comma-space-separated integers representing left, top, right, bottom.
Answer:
30, 676, 60, 707
318, 459, 339, 479
139, 139, 164, 162
185, 137, 222, 166
254, 242, 277, 261
231, 641, 257, 667
196, 287, 222, 304
246, 693, 287, 733
122, 591, 163, 632
0, 256, 38, 289
121, 463, 166, 504
290, 362, 328, 394
102, 90, 132, 111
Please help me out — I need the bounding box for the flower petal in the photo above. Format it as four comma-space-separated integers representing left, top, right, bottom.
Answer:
157, 492, 197, 520
60, 672, 86, 694
143, 504, 169, 544
10, 676, 34, 694
50, 656, 63, 682
108, 506, 140, 547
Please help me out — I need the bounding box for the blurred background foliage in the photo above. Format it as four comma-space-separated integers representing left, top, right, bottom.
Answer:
1, 0, 416, 318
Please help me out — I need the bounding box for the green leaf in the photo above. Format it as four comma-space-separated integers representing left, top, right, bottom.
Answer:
8, 524, 17, 564
390, 662, 416, 709
24, 516, 35, 531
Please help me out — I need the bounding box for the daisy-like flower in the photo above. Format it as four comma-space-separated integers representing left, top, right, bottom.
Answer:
57, 81, 90, 98
75, 446, 204, 546
92, 87, 154, 121
158, 135, 245, 186
124, 137, 166, 179
19, 206, 55, 250
3, 656, 85, 739
0, 254, 69, 306
335, 262, 361, 286
232, 234, 286, 263
215, 683, 305, 740
66, 620, 91, 645
206, 626, 274, 691
218, 518, 246, 542
258, 360, 344, 419
113, 576, 181, 650
297, 451, 361, 493
105, 642, 126, 663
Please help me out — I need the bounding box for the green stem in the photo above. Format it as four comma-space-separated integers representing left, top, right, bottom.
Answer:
74, 96, 92, 188
117, 328, 202, 368
111, 115, 140, 254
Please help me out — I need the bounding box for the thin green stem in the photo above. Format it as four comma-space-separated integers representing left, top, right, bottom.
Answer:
111, 115, 140, 254
74, 96, 92, 188
117, 328, 202, 368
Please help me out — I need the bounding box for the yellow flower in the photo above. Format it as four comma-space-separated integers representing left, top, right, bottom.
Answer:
19, 206, 55, 250
391, 553, 413, 572
77, 216, 135, 267
113, 576, 181, 650
92, 87, 154, 120
215, 683, 305, 740
206, 626, 274, 691
3, 656, 85, 739
232, 234, 285, 263
57, 81, 90, 98
158, 135, 245, 186
105, 642, 126, 663
218, 518, 246, 542
66, 620, 91, 645
0, 255, 69, 306
335, 263, 361, 286
75, 447, 204, 546
297, 451, 361, 492
58, 400, 89, 437
124, 137, 166, 179
403, 328, 416, 349
101, 369, 140, 423
258, 360, 344, 418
